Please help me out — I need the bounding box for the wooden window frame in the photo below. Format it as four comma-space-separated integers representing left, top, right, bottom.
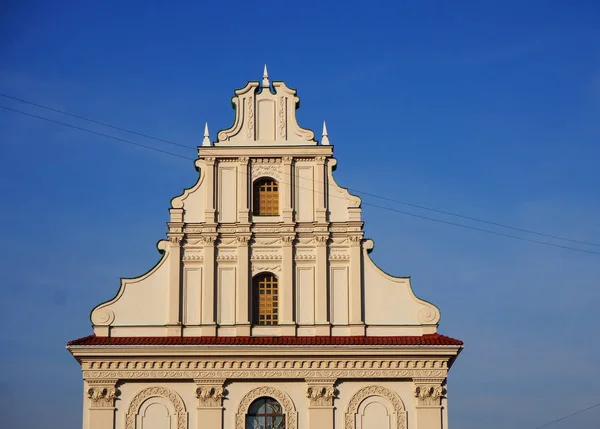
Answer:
252, 273, 279, 326
253, 177, 280, 216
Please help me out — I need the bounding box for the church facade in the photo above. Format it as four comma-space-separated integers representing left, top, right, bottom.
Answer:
67, 69, 462, 429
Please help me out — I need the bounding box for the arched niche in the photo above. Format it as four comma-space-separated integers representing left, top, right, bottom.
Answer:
235, 386, 297, 429
345, 385, 407, 429
125, 386, 187, 429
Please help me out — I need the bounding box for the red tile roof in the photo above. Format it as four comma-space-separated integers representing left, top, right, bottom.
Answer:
67, 333, 462, 347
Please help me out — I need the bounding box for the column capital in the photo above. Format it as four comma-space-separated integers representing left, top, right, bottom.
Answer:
87, 379, 119, 409
314, 235, 329, 247
413, 379, 445, 407
236, 235, 252, 245
168, 235, 185, 245
281, 235, 296, 246
202, 157, 216, 165
201, 235, 218, 246
238, 156, 250, 164
305, 378, 337, 407
315, 156, 326, 165
194, 379, 226, 408
282, 156, 293, 165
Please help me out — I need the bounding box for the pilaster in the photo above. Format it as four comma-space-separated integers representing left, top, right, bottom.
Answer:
314, 156, 327, 223
281, 156, 294, 223
195, 379, 226, 429
235, 235, 251, 336
414, 378, 445, 429
237, 157, 250, 223
314, 234, 330, 334
201, 235, 217, 335
86, 379, 118, 429
306, 378, 336, 429
348, 235, 365, 334
280, 234, 296, 335
203, 157, 216, 223
166, 235, 183, 336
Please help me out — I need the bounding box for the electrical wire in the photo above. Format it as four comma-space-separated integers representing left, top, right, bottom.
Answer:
534, 402, 600, 428
0, 93, 195, 151
2, 102, 599, 256
3, 91, 598, 248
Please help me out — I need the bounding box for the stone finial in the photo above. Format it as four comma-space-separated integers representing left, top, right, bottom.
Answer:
202, 122, 211, 147
262, 64, 270, 88
321, 121, 330, 145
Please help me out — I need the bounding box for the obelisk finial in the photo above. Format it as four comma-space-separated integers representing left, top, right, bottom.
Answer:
321, 121, 330, 145
202, 122, 211, 147
262, 64, 270, 88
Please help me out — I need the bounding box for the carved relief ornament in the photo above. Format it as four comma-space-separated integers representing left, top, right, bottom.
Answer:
125, 386, 187, 429
195, 386, 225, 407
345, 385, 407, 429
236, 386, 297, 429
306, 386, 336, 407
414, 382, 444, 407
87, 386, 118, 408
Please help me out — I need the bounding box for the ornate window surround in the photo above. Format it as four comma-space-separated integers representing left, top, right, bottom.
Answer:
235, 386, 297, 429
125, 386, 188, 429
345, 385, 407, 429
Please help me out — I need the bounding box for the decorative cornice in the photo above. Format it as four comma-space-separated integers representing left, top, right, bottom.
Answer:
83, 359, 448, 380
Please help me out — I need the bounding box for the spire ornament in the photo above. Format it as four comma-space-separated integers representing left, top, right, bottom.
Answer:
321, 121, 330, 145
262, 64, 270, 88
202, 122, 211, 147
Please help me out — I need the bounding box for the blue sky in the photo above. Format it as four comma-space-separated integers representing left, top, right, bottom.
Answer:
1, 1, 599, 428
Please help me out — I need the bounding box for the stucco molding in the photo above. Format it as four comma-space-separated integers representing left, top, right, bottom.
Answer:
235, 386, 297, 429
84, 362, 448, 380
345, 385, 407, 429
125, 386, 187, 429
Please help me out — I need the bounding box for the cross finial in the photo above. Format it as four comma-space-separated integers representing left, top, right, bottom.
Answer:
262, 64, 270, 88
321, 121, 330, 145
202, 122, 211, 146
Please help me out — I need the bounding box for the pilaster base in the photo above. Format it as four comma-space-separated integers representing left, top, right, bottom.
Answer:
348, 324, 366, 335
314, 324, 331, 336
279, 324, 297, 336
165, 324, 182, 336
235, 324, 251, 336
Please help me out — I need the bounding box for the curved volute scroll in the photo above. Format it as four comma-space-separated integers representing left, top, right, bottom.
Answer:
216, 66, 316, 146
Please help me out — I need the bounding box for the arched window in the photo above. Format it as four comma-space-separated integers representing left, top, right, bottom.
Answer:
252, 273, 279, 326
253, 178, 279, 216
247, 397, 285, 429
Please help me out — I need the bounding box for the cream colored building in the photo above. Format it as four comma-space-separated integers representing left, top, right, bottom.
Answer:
68, 68, 462, 429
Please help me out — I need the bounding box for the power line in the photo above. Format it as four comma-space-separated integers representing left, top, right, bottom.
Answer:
4, 92, 599, 249
535, 402, 600, 428
351, 188, 600, 248
0, 105, 191, 161
0, 93, 195, 151
360, 201, 600, 256
2, 103, 599, 256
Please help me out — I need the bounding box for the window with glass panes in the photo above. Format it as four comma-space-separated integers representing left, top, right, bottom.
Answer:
252, 274, 279, 326
253, 178, 279, 216
246, 397, 285, 429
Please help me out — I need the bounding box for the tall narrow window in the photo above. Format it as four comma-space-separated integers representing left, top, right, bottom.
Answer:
252, 273, 279, 326
253, 178, 279, 216
247, 397, 285, 429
